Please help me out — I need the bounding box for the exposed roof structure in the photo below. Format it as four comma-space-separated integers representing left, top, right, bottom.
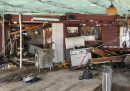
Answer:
0, 0, 130, 16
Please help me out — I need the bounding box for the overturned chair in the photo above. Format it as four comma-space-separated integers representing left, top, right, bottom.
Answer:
90, 47, 126, 64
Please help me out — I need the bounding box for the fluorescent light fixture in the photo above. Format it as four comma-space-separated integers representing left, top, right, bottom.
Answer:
32, 17, 59, 21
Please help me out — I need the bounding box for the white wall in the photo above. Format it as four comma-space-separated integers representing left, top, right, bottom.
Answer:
52, 23, 64, 63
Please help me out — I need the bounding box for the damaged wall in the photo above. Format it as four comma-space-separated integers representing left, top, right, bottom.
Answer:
27, 29, 43, 46
102, 26, 119, 47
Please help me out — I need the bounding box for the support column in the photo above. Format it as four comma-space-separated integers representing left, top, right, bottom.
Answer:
19, 14, 22, 68
2, 15, 5, 55
52, 23, 64, 63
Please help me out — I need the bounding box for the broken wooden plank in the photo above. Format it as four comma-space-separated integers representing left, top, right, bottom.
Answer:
104, 48, 130, 52
91, 55, 125, 64
10, 25, 42, 35
91, 47, 108, 57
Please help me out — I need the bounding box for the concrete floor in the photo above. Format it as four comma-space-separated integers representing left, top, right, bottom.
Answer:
0, 68, 130, 91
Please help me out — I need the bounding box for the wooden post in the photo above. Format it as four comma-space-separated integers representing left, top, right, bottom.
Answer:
2, 14, 5, 55
43, 29, 46, 46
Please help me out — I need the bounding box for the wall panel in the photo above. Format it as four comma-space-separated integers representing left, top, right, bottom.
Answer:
102, 26, 119, 46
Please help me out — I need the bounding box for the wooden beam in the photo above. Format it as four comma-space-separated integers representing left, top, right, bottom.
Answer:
10, 15, 59, 22
65, 13, 116, 21
10, 23, 42, 27
10, 25, 42, 35
91, 47, 108, 57
104, 48, 130, 52
91, 56, 125, 64
11, 15, 33, 22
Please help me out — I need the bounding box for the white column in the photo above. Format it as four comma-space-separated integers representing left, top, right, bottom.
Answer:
52, 23, 64, 63
19, 14, 22, 68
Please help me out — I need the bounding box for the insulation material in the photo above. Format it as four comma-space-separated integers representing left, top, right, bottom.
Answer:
0, 0, 130, 15
65, 36, 85, 49
52, 23, 64, 63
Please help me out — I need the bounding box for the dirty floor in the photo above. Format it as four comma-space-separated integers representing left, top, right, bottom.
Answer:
0, 68, 130, 91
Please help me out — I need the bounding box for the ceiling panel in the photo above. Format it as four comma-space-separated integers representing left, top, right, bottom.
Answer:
0, 0, 129, 15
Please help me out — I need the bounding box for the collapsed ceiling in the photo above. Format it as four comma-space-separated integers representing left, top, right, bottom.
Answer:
0, 0, 130, 16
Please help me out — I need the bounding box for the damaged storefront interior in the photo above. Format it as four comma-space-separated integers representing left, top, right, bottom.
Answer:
0, 0, 130, 91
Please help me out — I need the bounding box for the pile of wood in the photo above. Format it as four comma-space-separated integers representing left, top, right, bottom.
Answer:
90, 47, 126, 64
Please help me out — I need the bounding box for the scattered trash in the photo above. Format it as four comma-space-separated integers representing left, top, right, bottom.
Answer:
23, 74, 40, 83
7, 63, 17, 69
79, 67, 93, 80
13, 75, 23, 81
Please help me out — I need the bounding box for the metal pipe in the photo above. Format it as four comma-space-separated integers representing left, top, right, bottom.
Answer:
102, 66, 112, 91
19, 14, 22, 68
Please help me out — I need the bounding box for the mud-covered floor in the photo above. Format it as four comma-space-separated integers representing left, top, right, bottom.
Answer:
0, 67, 130, 91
